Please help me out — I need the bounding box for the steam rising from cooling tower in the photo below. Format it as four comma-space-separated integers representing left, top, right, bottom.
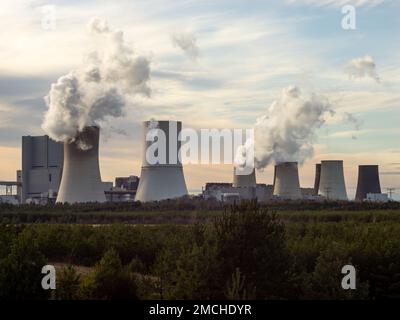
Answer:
41, 18, 151, 147
318, 160, 347, 200
355, 165, 381, 201
254, 86, 334, 170
273, 162, 302, 200
56, 126, 106, 203
135, 120, 188, 202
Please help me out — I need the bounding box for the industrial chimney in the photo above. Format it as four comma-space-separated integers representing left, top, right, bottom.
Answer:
273, 162, 302, 200
313, 163, 321, 196
56, 126, 106, 203
318, 160, 347, 200
233, 167, 256, 188
355, 165, 381, 201
135, 120, 188, 202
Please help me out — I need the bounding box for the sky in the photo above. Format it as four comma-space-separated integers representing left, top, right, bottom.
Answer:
0, 0, 399, 199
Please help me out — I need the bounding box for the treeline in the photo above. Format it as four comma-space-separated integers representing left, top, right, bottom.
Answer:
1, 202, 400, 299
1, 199, 400, 224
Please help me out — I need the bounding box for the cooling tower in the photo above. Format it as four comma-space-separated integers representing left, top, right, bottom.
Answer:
273, 162, 302, 200
56, 126, 106, 203
233, 167, 256, 187
355, 165, 381, 201
313, 163, 321, 195
318, 160, 347, 200
135, 120, 188, 202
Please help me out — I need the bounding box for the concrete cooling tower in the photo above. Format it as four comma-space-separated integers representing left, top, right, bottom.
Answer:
135, 120, 188, 202
233, 167, 256, 187
273, 162, 302, 200
318, 160, 347, 200
355, 165, 381, 201
56, 126, 106, 203
313, 163, 321, 196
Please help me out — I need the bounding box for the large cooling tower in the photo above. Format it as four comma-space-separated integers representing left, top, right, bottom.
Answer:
135, 120, 188, 202
273, 162, 302, 200
313, 163, 321, 195
56, 126, 106, 203
355, 165, 381, 201
233, 167, 256, 187
318, 160, 347, 200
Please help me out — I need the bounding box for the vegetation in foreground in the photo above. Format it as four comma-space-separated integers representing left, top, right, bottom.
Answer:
1, 201, 400, 300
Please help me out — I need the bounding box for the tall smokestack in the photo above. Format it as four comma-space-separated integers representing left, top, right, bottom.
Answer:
318, 160, 347, 200
233, 167, 256, 188
273, 162, 302, 200
56, 126, 106, 203
135, 120, 188, 202
355, 165, 381, 201
313, 163, 321, 195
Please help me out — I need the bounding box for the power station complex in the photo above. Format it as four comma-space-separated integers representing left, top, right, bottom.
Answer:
0, 120, 391, 204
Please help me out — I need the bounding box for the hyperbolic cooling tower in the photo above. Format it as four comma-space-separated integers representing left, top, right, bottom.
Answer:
233, 167, 256, 187
313, 163, 321, 195
318, 160, 347, 200
56, 126, 106, 203
355, 165, 381, 201
273, 162, 302, 200
135, 120, 188, 202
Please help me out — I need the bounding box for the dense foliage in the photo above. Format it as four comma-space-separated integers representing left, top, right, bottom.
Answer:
0, 201, 400, 300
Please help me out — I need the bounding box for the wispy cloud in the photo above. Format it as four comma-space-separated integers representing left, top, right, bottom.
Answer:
285, 0, 390, 8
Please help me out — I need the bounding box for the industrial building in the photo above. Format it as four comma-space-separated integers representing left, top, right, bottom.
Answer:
273, 162, 302, 200
202, 181, 273, 203
135, 120, 189, 202
318, 160, 348, 200
105, 176, 140, 202
21, 134, 63, 203
355, 165, 382, 201
56, 126, 106, 204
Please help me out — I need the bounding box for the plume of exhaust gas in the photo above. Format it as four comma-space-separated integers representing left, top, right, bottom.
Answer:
171, 32, 199, 60
42, 17, 151, 148
345, 55, 380, 82
342, 112, 363, 139
254, 86, 334, 169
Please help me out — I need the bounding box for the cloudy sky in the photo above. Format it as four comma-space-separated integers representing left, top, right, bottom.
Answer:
0, 0, 399, 198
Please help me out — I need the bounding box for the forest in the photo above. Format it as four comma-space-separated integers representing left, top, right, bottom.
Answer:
0, 201, 400, 300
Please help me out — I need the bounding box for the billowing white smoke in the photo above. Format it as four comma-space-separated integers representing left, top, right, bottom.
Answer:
42, 17, 151, 147
254, 86, 334, 169
345, 55, 380, 82
171, 32, 199, 60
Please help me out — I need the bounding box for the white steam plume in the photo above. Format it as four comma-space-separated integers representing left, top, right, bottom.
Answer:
254, 86, 334, 169
42, 17, 151, 147
344, 55, 380, 83
171, 32, 199, 60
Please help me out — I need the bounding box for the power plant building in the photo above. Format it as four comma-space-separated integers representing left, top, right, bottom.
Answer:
56, 126, 106, 204
313, 163, 321, 196
273, 162, 302, 200
355, 165, 382, 201
318, 160, 348, 200
233, 167, 256, 188
21, 135, 63, 203
135, 120, 188, 202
